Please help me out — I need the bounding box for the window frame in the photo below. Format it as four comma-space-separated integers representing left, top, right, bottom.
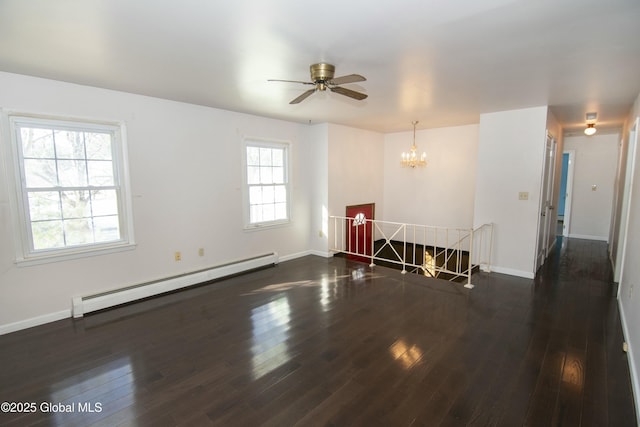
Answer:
242, 138, 291, 230
3, 113, 136, 265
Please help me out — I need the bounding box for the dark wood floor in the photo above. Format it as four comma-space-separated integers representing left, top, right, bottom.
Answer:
0, 237, 636, 426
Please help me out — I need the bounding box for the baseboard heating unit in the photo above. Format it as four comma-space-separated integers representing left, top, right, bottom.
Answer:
72, 252, 278, 318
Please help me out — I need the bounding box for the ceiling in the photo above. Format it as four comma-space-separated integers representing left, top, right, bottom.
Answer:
1, 0, 640, 134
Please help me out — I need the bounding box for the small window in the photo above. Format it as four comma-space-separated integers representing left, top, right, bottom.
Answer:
244, 140, 290, 228
6, 115, 135, 263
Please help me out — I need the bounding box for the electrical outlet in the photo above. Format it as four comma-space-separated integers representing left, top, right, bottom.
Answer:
175, 251, 181, 261
518, 192, 529, 200
198, 248, 204, 257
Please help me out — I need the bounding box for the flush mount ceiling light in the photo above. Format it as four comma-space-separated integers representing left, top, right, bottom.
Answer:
401, 121, 427, 168
584, 112, 597, 136
584, 123, 597, 136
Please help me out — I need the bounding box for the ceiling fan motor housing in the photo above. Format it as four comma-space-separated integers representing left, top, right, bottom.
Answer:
310, 63, 335, 83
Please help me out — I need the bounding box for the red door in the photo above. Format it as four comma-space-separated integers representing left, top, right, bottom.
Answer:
345, 203, 375, 263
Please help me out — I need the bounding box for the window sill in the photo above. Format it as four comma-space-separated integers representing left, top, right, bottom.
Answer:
243, 220, 291, 232
15, 242, 137, 267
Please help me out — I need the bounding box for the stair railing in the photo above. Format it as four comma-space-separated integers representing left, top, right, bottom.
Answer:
330, 216, 493, 289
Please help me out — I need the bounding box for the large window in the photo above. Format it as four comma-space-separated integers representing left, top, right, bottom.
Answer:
7, 115, 134, 263
245, 140, 290, 228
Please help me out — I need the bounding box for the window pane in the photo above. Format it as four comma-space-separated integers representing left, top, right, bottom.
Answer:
247, 166, 260, 185
247, 147, 260, 166
32, 220, 64, 250
91, 190, 118, 216
94, 215, 120, 242
28, 192, 61, 221
54, 130, 85, 159
57, 160, 88, 187
12, 116, 130, 258
24, 159, 58, 187
61, 191, 91, 219
21, 128, 54, 158
260, 166, 273, 184
87, 160, 114, 186
272, 167, 284, 184
262, 203, 275, 221
85, 132, 112, 160
250, 205, 262, 223
274, 185, 286, 203
275, 202, 287, 220
246, 143, 288, 227
249, 186, 262, 205
272, 149, 283, 167
64, 218, 93, 245
260, 148, 272, 166
262, 185, 275, 203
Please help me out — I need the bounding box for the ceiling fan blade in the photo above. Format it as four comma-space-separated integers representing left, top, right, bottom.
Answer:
329, 86, 368, 101
329, 74, 366, 85
290, 89, 316, 104
268, 79, 315, 85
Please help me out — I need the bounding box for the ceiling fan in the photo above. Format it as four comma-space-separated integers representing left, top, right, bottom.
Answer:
269, 63, 368, 104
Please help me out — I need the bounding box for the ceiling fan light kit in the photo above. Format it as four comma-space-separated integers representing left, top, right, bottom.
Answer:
269, 63, 368, 104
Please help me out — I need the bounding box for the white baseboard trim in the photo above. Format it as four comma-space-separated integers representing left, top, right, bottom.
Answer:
278, 250, 312, 262
489, 265, 535, 279
618, 299, 640, 426
278, 249, 332, 262
309, 249, 332, 258
0, 309, 71, 336
568, 233, 608, 242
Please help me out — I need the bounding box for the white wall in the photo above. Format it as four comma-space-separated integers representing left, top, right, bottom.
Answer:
306, 123, 329, 255
473, 106, 548, 278
383, 124, 478, 228
618, 91, 640, 424
327, 123, 385, 219
563, 133, 618, 240
0, 72, 316, 331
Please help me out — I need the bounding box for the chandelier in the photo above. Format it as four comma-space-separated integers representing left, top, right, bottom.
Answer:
401, 121, 426, 168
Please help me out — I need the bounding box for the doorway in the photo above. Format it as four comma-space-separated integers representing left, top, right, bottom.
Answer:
614, 118, 639, 283
345, 203, 375, 263
536, 133, 557, 271
557, 151, 575, 237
